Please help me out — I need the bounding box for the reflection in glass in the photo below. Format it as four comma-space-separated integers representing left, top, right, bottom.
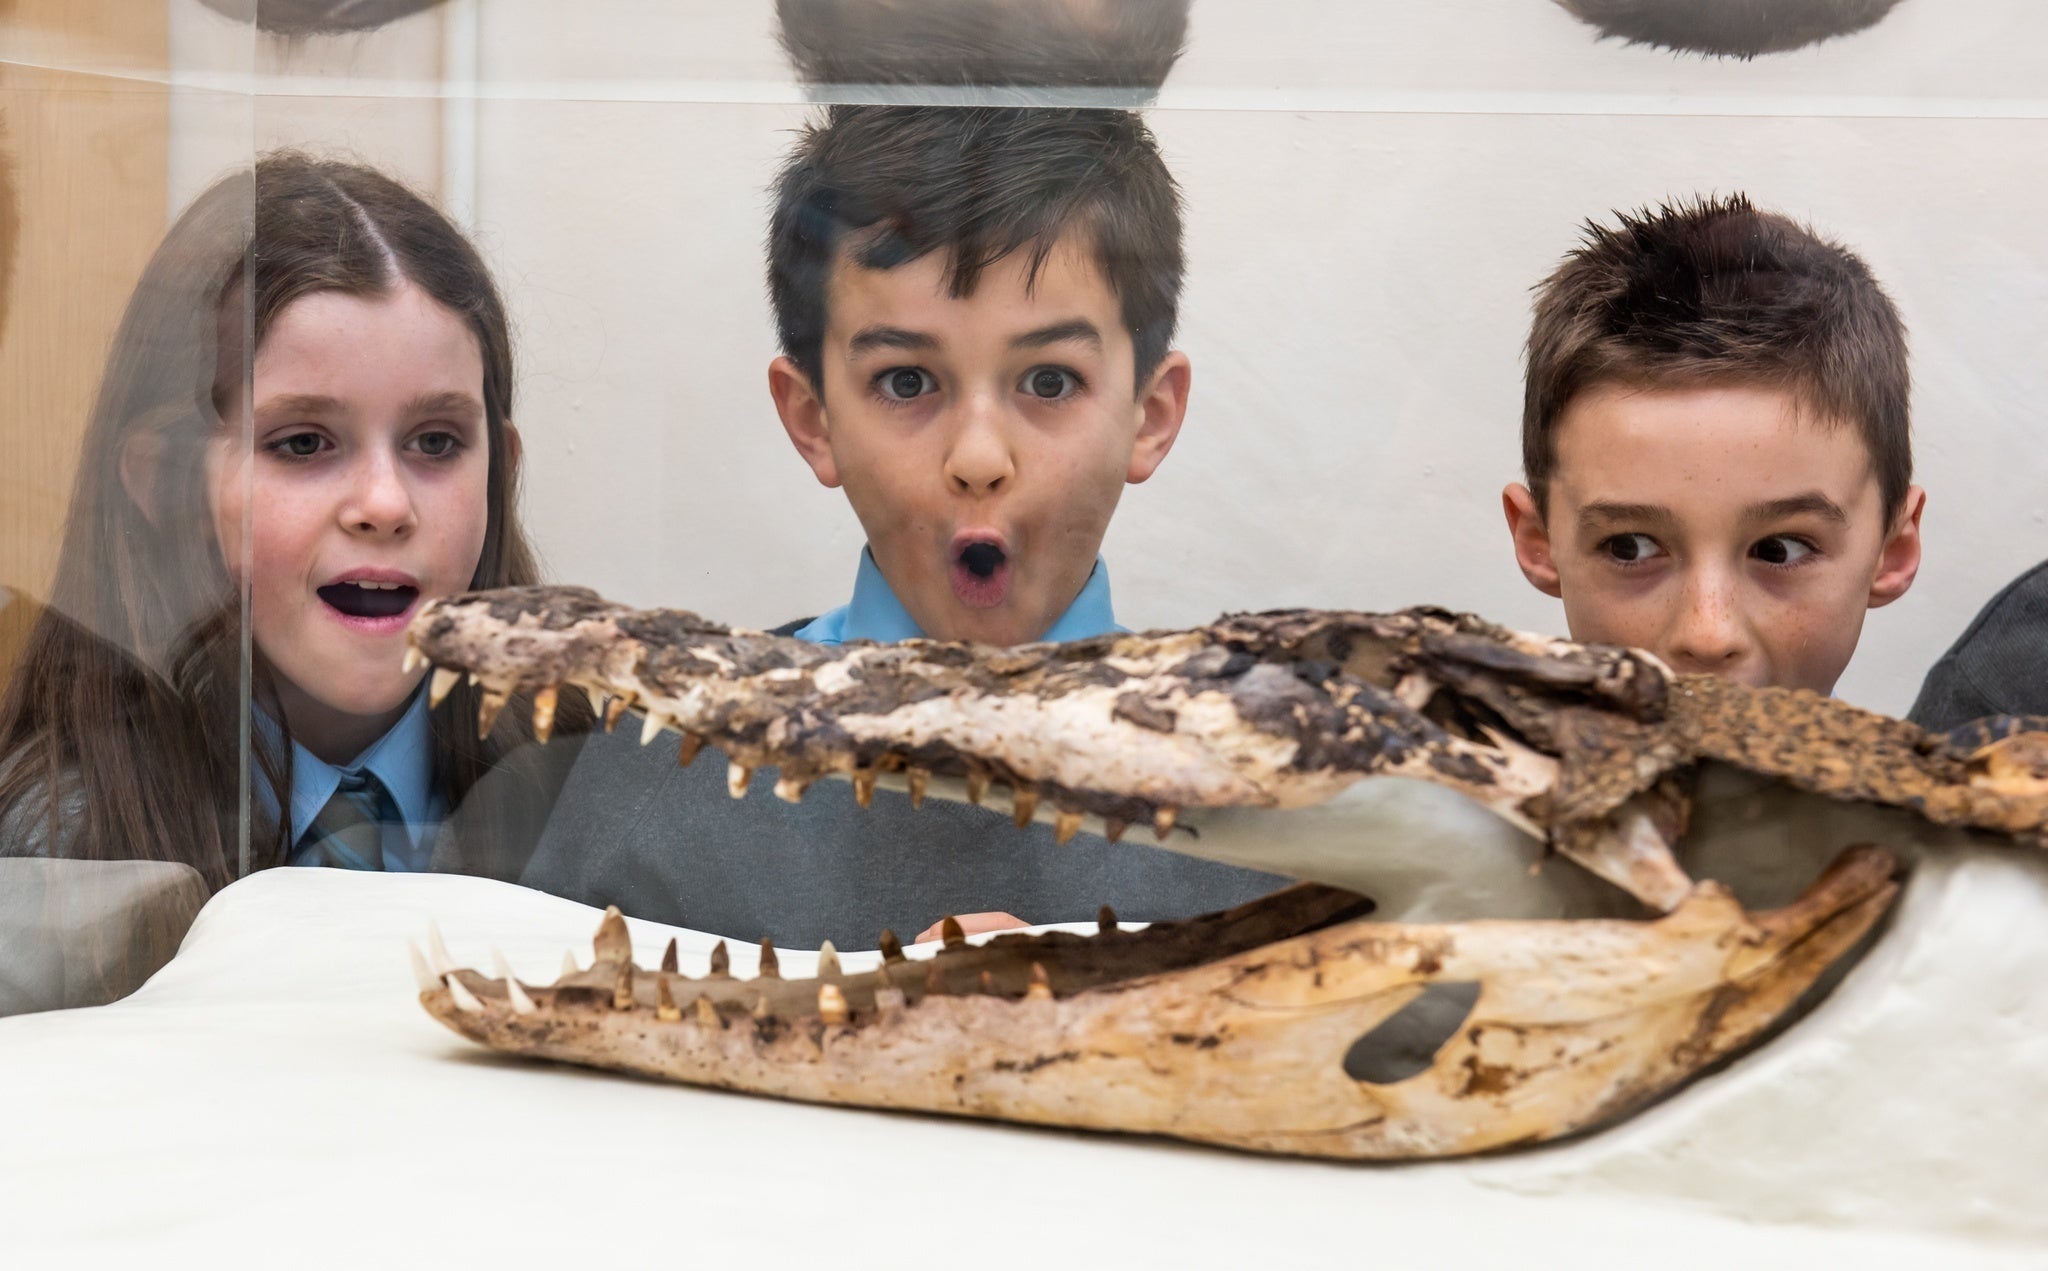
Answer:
194, 0, 452, 36
776, 0, 1191, 92
1553, 0, 1910, 57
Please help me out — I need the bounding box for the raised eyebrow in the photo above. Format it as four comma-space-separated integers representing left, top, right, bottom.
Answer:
406, 390, 485, 420
1576, 500, 1675, 533
1743, 492, 1850, 528
253, 393, 344, 420
846, 325, 939, 357
1011, 319, 1103, 353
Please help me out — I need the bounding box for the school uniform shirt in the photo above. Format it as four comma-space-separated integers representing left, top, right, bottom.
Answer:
793, 547, 1121, 645
510, 549, 1284, 947
276, 688, 444, 872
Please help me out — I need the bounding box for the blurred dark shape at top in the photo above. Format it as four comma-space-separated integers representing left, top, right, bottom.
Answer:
195, 0, 449, 36
776, 0, 1191, 95
1555, 0, 1910, 57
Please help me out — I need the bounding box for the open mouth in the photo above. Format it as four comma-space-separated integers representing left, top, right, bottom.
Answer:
949, 538, 1010, 609
318, 580, 421, 622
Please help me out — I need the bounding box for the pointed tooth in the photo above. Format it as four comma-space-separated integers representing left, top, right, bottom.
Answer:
817, 982, 850, 1026
1026, 962, 1053, 1002
1012, 786, 1038, 829
659, 938, 679, 974
402, 644, 425, 674
852, 770, 876, 809
1152, 806, 1177, 841
427, 921, 455, 976
603, 695, 630, 733
593, 906, 633, 964
878, 929, 905, 963
965, 768, 989, 806
676, 732, 704, 768
728, 762, 753, 798
477, 690, 508, 739
753, 994, 773, 1019
906, 767, 929, 810
709, 940, 731, 979
491, 949, 515, 981
530, 685, 559, 743
466, 670, 480, 686
1053, 809, 1082, 846
940, 916, 966, 949
1103, 817, 1128, 844
408, 941, 438, 993
655, 977, 681, 1022
446, 975, 485, 1012
429, 665, 461, 708
774, 771, 810, 803
757, 937, 780, 979
612, 962, 635, 1010
560, 950, 580, 980
816, 941, 841, 980
695, 995, 722, 1028
640, 710, 665, 746
506, 976, 537, 1016
1097, 904, 1118, 934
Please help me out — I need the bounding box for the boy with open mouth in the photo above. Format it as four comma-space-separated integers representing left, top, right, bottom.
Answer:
507, 105, 1283, 945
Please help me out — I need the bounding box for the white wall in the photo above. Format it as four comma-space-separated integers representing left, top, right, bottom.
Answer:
168, 0, 2048, 716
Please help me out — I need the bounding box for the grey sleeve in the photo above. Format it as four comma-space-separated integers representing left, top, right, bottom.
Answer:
1909, 560, 2048, 733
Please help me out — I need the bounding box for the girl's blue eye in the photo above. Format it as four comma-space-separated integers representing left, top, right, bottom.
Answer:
415, 431, 459, 458
877, 368, 935, 401
1021, 367, 1080, 400
1601, 533, 1665, 564
1752, 535, 1816, 566
277, 432, 325, 458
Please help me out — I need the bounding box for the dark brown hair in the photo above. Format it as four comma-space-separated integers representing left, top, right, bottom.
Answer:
775, 0, 1190, 91
1523, 193, 1911, 520
1554, 0, 1908, 58
769, 105, 1185, 395
0, 151, 583, 890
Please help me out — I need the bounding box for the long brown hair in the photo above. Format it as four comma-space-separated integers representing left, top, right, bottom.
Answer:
0, 151, 585, 891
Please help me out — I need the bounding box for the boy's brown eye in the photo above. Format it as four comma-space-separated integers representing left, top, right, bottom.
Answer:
1751, 535, 1816, 566
879, 368, 933, 400
1024, 367, 1078, 400
1602, 533, 1663, 564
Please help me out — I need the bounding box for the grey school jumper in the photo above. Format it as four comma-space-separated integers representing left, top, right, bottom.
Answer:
507, 724, 1288, 949
1909, 558, 2048, 732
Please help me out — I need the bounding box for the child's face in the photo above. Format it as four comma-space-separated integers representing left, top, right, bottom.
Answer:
1503, 382, 1923, 695
209, 281, 492, 752
772, 233, 1188, 646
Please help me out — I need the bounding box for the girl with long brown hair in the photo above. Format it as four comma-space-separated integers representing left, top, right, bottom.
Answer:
0, 151, 586, 893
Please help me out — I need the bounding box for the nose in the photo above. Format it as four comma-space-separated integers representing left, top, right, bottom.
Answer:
339, 446, 416, 539
1667, 567, 1751, 674
944, 391, 1015, 497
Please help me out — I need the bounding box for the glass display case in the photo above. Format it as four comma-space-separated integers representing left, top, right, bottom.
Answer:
2, 2, 2046, 1258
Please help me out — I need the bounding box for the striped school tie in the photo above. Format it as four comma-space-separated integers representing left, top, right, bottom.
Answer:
294, 770, 399, 871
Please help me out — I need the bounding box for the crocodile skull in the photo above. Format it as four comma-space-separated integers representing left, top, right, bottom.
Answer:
400, 585, 2048, 1158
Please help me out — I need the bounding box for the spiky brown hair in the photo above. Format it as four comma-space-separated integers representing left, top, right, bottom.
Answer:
1554, 0, 1909, 58
775, 0, 1189, 92
1523, 193, 1910, 518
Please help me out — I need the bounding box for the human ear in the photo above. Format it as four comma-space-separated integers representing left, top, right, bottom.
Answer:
1867, 484, 1925, 609
500, 419, 524, 473
1503, 483, 1563, 599
119, 430, 170, 528
769, 356, 840, 488
1126, 350, 1190, 484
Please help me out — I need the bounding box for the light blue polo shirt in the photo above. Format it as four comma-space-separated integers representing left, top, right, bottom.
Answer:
269, 688, 444, 872
793, 548, 1123, 645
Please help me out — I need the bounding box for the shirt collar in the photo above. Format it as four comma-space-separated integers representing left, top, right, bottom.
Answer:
814, 546, 1122, 645
282, 688, 438, 849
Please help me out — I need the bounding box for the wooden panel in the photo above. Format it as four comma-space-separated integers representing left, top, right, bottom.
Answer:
0, 1, 171, 676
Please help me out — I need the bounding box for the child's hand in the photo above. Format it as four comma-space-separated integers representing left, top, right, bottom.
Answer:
915, 912, 1028, 944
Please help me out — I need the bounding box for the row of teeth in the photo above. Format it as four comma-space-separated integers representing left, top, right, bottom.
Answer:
344, 580, 409, 590
399, 644, 1182, 847
414, 905, 1089, 1027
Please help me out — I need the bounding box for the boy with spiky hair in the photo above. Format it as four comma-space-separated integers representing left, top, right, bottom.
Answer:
512, 105, 1277, 945
1502, 194, 1925, 695
776, 0, 1190, 93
